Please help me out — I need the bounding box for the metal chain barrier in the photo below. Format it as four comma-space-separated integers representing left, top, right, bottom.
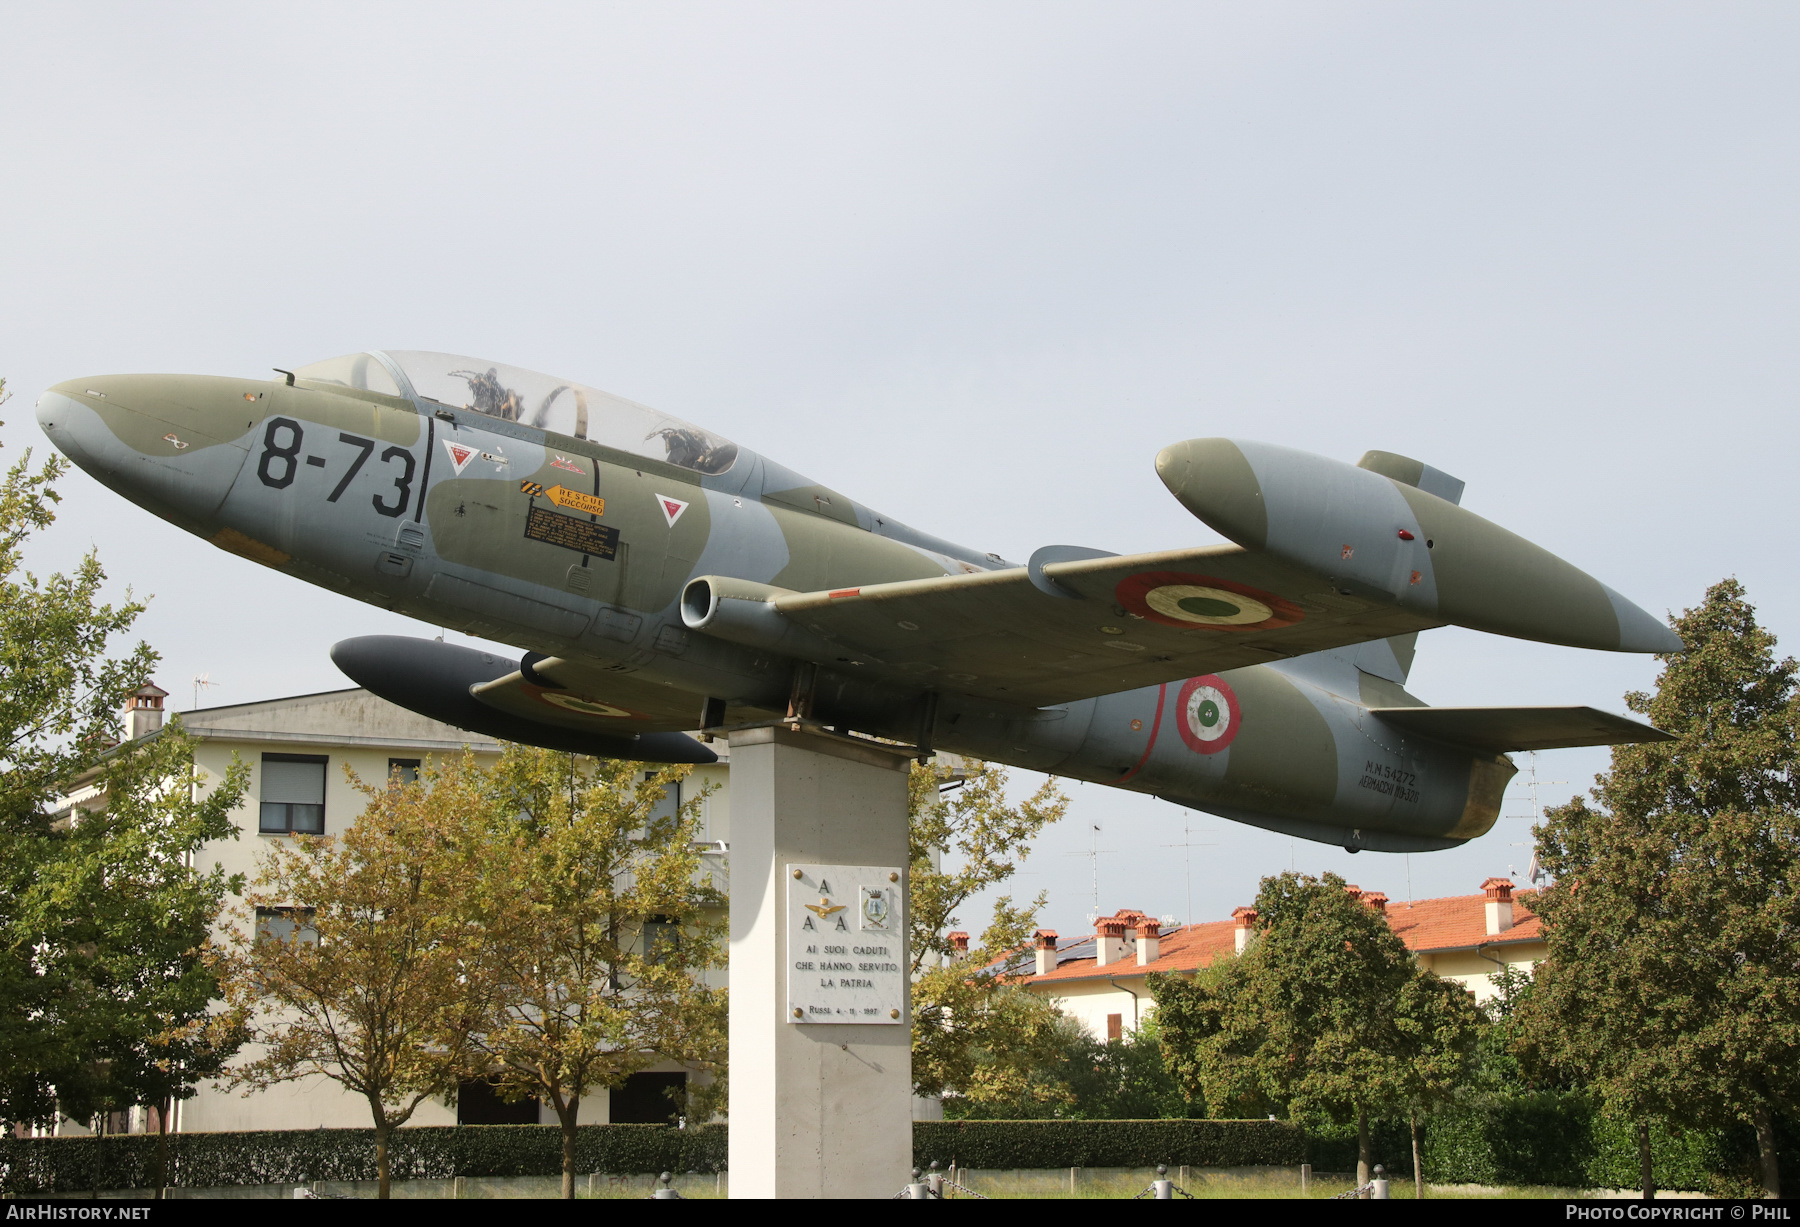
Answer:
1131, 1164, 1198, 1199
1328, 1164, 1391, 1200
894, 1167, 939, 1198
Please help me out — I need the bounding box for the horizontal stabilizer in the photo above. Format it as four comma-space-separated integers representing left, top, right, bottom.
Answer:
1369, 705, 1673, 753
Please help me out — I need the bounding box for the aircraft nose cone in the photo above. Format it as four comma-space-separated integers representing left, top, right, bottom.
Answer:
35, 376, 255, 528
35, 389, 87, 464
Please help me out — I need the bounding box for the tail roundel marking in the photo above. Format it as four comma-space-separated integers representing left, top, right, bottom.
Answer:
1176, 674, 1242, 755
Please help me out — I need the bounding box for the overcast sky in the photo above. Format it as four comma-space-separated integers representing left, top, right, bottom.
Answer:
4, 3, 1795, 937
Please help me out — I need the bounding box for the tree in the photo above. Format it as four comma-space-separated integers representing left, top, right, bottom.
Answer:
81, 723, 249, 1198
1518, 578, 1800, 1199
1152, 872, 1481, 1188
946, 1014, 1197, 1121
218, 754, 496, 1199
465, 748, 727, 1200
1, 400, 248, 1148
907, 758, 1070, 1109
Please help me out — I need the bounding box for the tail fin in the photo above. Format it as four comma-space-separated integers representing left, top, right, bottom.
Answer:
1358, 449, 1466, 507
1349, 450, 1466, 685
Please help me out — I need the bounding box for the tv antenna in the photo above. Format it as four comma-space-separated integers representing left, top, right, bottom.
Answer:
191, 673, 217, 709
1161, 810, 1217, 926
1065, 822, 1115, 923
1504, 751, 1565, 885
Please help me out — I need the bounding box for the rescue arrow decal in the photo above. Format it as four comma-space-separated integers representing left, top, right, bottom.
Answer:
542, 485, 605, 516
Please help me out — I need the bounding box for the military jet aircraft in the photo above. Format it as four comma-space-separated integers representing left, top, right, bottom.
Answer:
36, 351, 1679, 853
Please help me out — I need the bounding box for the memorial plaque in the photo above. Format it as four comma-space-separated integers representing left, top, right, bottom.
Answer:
787, 863, 905, 1025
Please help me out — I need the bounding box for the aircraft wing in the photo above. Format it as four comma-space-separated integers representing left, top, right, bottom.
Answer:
763, 544, 1443, 708
468, 653, 771, 736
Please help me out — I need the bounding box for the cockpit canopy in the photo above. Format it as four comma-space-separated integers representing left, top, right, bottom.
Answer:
292, 350, 739, 476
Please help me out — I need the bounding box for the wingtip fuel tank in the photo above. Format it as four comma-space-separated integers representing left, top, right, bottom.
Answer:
1155, 437, 1684, 656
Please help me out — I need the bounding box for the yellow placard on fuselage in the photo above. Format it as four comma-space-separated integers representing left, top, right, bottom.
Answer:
544, 485, 605, 516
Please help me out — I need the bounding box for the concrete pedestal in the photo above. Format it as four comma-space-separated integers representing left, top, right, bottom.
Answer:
727, 726, 914, 1199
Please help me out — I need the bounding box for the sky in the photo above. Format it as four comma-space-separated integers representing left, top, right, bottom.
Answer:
4, 3, 1796, 939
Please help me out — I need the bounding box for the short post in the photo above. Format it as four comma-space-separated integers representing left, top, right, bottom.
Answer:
903, 1168, 935, 1199
926, 1160, 945, 1198
1301, 1163, 1311, 1195
652, 1171, 682, 1199
1152, 1164, 1174, 1200
1371, 1164, 1389, 1200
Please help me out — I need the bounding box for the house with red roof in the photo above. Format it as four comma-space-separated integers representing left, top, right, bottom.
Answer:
1005, 877, 1544, 1042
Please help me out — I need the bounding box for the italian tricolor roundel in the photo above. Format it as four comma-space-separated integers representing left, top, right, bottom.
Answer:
1113, 571, 1304, 633
534, 689, 640, 720
1175, 674, 1241, 755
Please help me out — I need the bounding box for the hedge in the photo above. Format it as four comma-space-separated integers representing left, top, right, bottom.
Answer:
912, 1119, 1305, 1170
0, 1124, 728, 1196
4, 1107, 1789, 1193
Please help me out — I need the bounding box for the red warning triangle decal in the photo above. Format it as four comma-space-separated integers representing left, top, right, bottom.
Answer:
442, 439, 477, 475
655, 493, 689, 527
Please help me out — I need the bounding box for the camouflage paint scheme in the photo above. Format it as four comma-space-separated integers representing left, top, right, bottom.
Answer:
36, 352, 1681, 853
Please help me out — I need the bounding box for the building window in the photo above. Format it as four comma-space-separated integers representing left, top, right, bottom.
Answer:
644, 915, 680, 965
646, 776, 681, 824
259, 754, 327, 834
1106, 1013, 1123, 1042
388, 758, 421, 787
255, 906, 318, 945
609, 1072, 686, 1125
456, 1079, 538, 1125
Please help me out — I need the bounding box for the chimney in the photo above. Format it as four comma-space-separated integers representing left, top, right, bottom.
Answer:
1232, 906, 1258, 954
1482, 877, 1515, 935
1033, 930, 1058, 977
1096, 916, 1130, 966
1343, 883, 1363, 902
123, 683, 168, 741
947, 931, 969, 960
1363, 891, 1389, 916
1135, 918, 1161, 966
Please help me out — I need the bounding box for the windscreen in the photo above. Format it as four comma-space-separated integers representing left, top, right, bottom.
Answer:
382, 350, 738, 475
291, 352, 403, 397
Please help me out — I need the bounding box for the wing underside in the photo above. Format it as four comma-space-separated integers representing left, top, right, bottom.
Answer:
765, 544, 1441, 708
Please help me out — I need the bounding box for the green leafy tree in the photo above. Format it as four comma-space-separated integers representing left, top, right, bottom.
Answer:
1, 400, 247, 1147
1153, 872, 1481, 1187
908, 758, 1070, 1108
218, 755, 497, 1199
466, 749, 727, 1201
82, 725, 249, 1198
1518, 578, 1800, 1199
946, 1015, 1197, 1121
